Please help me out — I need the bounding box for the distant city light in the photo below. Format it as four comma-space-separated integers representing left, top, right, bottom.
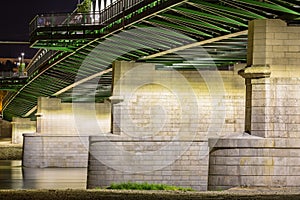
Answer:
21, 52, 25, 63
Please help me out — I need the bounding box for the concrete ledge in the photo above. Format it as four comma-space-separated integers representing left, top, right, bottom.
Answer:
24, 133, 89, 138
90, 135, 208, 142
22, 134, 89, 168
209, 137, 300, 148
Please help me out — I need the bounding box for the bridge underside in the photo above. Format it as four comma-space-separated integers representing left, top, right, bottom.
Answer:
3, 0, 300, 120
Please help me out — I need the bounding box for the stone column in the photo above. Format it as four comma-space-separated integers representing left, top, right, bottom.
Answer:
110, 61, 135, 134
238, 65, 271, 135
239, 19, 300, 138
11, 117, 36, 144
36, 97, 111, 135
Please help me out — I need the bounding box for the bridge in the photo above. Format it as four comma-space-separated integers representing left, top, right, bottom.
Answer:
2, 0, 299, 120
2, 0, 300, 191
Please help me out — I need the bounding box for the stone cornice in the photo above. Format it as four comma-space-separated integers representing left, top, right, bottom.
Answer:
238, 65, 271, 79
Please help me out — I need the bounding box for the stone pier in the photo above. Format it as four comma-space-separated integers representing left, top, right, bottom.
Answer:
209, 19, 300, 190
22, 97, 111, 168
87, 60, 246, 190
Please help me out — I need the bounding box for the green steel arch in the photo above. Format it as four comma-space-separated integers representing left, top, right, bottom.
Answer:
2, 0, 300, 120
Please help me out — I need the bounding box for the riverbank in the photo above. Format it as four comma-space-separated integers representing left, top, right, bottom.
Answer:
0, 138, 22, 160
0, 187, 300, 200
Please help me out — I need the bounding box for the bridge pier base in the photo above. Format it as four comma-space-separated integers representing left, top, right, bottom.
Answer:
22, 97, 111, 168
209, 19, 300, 190
87, 60, 245, 190
239, 19, 300, 138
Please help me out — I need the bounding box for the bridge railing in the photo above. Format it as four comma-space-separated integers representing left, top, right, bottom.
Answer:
0, 71, 28, 79
0, 72, 16, 79
29, 0, 145, 35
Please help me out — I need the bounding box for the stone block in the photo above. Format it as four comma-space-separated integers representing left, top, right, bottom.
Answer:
272, 166, 288, 176
287, 176, 300, 186
271, 176, 287, 187
289, 166, 300, 175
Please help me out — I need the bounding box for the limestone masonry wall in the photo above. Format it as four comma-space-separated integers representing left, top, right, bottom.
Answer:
23, 134, 89, 168
209, 19, 300, 190
87, 61, 245, 190
12, 117, 36, 144
209, 137, 300, 190
23, 97, 111, 167
37, 97, 111, 135
247, 19, 300, 138
112, 61, 245, 139
87, 135, 209, 191
252, 78, 300, 138
248, 19, 300, 76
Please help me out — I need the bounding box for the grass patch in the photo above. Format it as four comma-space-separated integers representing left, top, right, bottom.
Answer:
106, 182, 194, 191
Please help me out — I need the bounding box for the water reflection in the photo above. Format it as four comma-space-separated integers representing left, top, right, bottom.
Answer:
0, 160, 87, 189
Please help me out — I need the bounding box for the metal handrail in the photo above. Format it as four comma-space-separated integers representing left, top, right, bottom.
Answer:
29, 0, 147, 34
0, 71, 16, 79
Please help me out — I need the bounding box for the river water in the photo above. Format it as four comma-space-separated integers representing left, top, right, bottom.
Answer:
0, 160, 87, 189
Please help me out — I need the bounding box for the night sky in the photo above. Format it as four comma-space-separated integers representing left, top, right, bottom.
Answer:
0, 1, 79, 59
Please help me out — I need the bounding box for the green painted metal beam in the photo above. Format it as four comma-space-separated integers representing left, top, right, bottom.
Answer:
189, 0, 266, 19
145, 19, 213, 37
173, 7, 248, 27
236, 0, 300, 15
158, 13, 230, 33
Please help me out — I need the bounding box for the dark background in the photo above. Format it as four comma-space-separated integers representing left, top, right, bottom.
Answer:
0, 1, 79, 59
